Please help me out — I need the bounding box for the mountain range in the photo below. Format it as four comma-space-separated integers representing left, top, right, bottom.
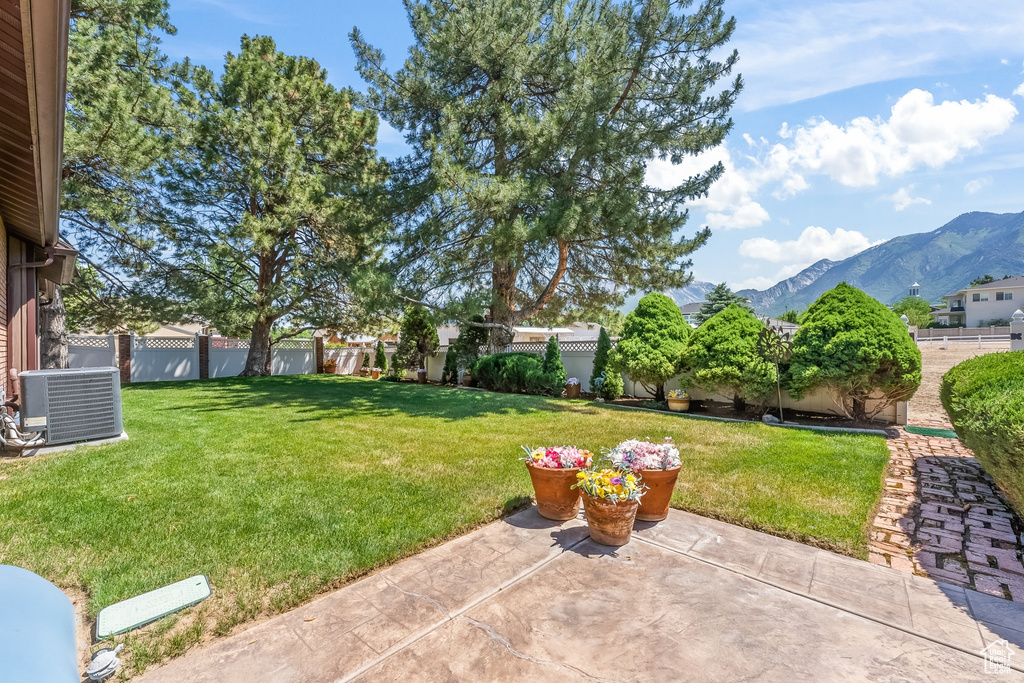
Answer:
656, 210, 1024, 316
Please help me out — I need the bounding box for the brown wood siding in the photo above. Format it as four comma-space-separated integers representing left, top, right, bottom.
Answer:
0, 220, 7, 396
7, 235, 37, 382
0, 0, 41, 243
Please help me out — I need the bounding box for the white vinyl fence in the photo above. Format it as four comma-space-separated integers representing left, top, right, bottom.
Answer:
68, 333, 116, 368
208, 337, 315, 378
131, 334, 199, 382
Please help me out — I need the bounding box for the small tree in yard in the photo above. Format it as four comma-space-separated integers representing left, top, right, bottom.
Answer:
361, 350, 371, 371
891, 296, 932, 329
543, 336, 567, 388
590, 327, 623, 399
376, 340, 388, 374
611, 293, 690, 402
452, 315, 490, 376
788, 283, 921, 420
694, 283, 753, 325
393, 306, 439, 372
757, 320, 794, 423
683, 306, 776, 412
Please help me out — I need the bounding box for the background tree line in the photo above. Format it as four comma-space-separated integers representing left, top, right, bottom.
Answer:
58, 0, 740, 375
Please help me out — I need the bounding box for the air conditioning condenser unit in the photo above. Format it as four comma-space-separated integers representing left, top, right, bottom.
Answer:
19, 368, 123, 445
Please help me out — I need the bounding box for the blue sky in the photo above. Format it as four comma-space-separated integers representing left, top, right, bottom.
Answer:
163, 0, 1024, 292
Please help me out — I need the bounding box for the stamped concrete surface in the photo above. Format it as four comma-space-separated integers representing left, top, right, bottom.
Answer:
138, 508, 1024, 682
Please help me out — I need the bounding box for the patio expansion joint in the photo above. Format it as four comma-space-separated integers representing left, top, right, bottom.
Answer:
631, 534, 1024, 674
336, 531, 594, 682
459, 615, 617, 683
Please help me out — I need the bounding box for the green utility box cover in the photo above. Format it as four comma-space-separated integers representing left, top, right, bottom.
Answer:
96, 575, 211, 639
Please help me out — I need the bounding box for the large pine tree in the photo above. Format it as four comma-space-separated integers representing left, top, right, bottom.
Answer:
164, 36, 388, 376
352, 0, 740, 346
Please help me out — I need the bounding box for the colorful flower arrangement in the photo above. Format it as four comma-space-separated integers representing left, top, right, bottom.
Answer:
667, 390, 688, 399
572, 468, 644, 502
521, 446, 593, 469
608, 438, 681, 472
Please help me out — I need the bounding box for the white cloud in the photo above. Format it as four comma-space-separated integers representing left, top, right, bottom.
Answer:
883, 185, 931, 211
765, 89, 1017, 189
739, 226, 880, 264
964, 177, 993, 194
733, 276, 777, 291
1001, 58, 1011, 66
646, 145, 770, 230
1014, 81, 1024, 98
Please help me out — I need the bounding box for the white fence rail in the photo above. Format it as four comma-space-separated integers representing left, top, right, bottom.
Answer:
131, 334, 199, 382
916, 335, 1010, 349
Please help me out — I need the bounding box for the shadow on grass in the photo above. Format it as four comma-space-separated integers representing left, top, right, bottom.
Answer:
123, 375, 614, 423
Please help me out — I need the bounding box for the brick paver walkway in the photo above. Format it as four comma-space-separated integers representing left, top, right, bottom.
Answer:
869, 418, 1024, 602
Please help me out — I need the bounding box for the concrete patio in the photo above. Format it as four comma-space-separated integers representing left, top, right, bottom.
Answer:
138, 508, 1024, 682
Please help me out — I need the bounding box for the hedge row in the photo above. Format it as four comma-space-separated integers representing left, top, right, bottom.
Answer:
940, 351, 1024, 513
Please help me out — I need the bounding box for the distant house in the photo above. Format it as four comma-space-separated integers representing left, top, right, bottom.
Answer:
436, 323, 602, 346
932, 277, 1024, 327
679, 302, 703, 327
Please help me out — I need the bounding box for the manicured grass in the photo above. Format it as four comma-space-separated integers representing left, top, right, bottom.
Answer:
0, 375, 889, 672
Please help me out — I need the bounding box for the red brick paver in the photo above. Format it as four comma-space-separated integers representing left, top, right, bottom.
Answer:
869, 419, 1024, 602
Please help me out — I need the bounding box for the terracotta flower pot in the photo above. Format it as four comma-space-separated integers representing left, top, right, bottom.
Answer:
525, 463, 581, 521
371, 370, 381, 379
462, 373, 475, 387
565, 383, 581, 399
360, 368, 370, 377
417, 370, 428, 384
667, 397, 689, 412
581, 493, 639, 546
636, 466, 680, 522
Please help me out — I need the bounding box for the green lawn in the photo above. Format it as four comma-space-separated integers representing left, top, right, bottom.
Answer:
0, 375, 889, 672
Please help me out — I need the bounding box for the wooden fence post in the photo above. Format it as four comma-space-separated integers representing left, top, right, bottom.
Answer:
315, 336, 325, 374
118, 333, 132, 384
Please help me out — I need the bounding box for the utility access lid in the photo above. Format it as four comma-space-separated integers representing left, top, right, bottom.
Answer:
96, 575, 211, 639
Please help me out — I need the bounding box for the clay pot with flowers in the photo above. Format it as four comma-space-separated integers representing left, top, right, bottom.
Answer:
609, 438, 681, 522
573, 467, 645, 546
371, 367, 381, 379
666, 390, 690, 412
521, 446, 593, 520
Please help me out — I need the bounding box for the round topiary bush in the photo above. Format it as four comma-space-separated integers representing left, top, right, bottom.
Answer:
941, 351, 1024, 512
610, 292, 690, 401
683, 305, 776, 411
787, 282, 921, 420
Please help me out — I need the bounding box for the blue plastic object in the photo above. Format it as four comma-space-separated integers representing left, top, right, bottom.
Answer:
0, 565, 79, 683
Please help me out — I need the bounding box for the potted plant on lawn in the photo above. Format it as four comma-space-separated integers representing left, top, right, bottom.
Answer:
573, 467, 644, 546
522, 446, 593, 520
417, 368, 428, 384
323, 358, 337, 374
609, 438, 681, 522
371, 366, 381, 379
666, 390, 689, 412
360, 351, 371, 377
565, 377, 581, 399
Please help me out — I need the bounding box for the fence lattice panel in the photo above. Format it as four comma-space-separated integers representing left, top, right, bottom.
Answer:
134, 336, 196, 350
69, 335, 112, 348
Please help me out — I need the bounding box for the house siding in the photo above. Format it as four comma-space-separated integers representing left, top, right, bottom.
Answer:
965, 286, 1024, 327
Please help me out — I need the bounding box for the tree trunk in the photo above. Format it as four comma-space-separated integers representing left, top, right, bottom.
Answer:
241, 317, 274, 376
490, 260, 518, 349
732, 394, 746, 413
39, 284, 68, 370
654, 383, 665, 402
852, 397, 867, 421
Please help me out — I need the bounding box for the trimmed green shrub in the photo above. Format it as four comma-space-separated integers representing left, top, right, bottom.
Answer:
441, 348, 458, 384
941, 351, 1024, 512
542, 336, 567, 387
472, 352, 558, 395
589, 327, 622, 399
683, 305, 776, 411
787, 283, 921, 420
392, 305, 439, 371
361, 349, 371, 369
375, 340, 388, 374
610, 292, 690, 401
452, 315, 489, 376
